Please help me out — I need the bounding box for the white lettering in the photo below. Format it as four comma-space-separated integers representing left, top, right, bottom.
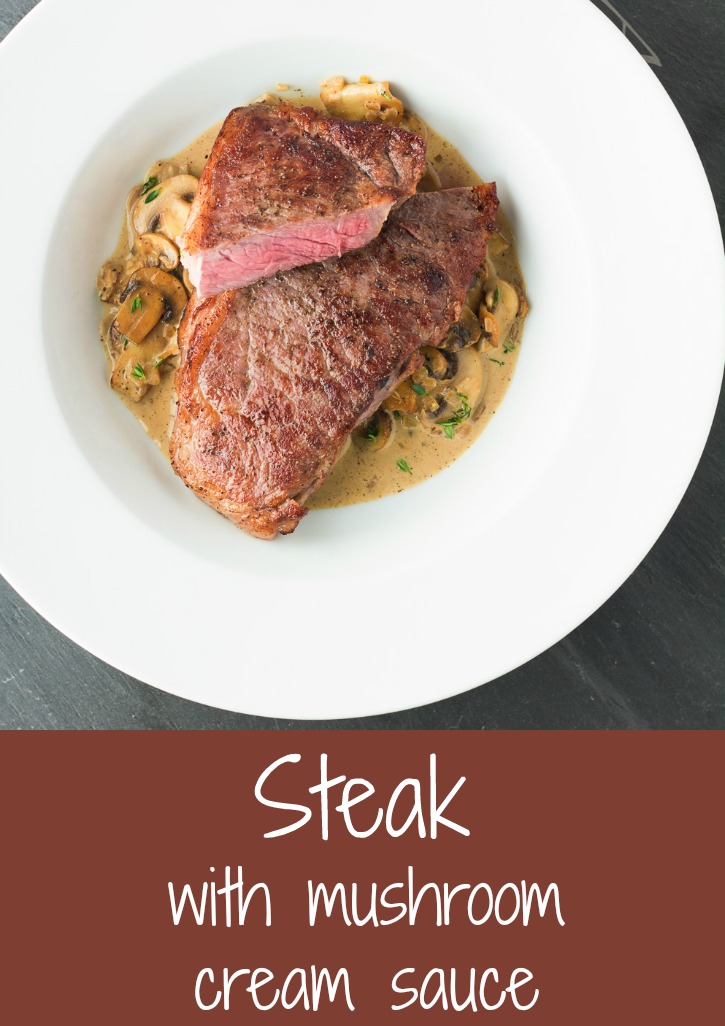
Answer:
195, 968, 220, 1011
521, 881, 566, 926
255, 754, 312, 839
508, 968, 540, 1010
429, 754, 469, 838
308, 755, 346, 841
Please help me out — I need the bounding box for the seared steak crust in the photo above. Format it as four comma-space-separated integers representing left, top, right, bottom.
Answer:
180, 101, 426, 296
171, 185, 499, 539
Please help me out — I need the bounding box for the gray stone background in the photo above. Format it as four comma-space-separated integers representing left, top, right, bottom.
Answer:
1, 0, 723, 729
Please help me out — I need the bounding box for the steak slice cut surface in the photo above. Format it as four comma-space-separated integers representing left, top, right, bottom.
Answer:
171, 184, 499, 539
179, 101, 426, 297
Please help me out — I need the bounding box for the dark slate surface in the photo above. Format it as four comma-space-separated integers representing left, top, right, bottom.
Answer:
0, 0, 723, 729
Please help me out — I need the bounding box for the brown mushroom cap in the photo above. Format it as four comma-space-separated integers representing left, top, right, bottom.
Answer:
113, 286, 166, 346
120, 267, 187, 316
109, 267, 188, 401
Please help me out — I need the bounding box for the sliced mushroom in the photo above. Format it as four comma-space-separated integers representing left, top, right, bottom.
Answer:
96, 260, 123, 303
320, 76, 404, 123
423, 348, 487, 432
110, 345, 173, 402
354, 409, 396, 452
451, 348, 486, 415
131, 174, 199, 243
114, 286, 167, 346
421, 346, 455, 381
252, 91, 284, 106
479, 279, 525, 352
479, 308, 499, 350
108, 267, 188, 401
113, 267, 187, 339
134, 232, 180, 270
438, 305, 482, 352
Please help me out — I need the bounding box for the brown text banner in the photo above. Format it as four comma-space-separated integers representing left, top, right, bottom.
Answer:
0, 731, 721, 1023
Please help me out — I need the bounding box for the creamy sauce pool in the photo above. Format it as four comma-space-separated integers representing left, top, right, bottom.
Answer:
102, 95, 526, 509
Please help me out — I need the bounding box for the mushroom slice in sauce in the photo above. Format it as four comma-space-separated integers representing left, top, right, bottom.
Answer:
114, 285, 166, 346
421, 345, 455, 381
354, 409, 396, 452
131, 174, 199, 243
423, 348, 487, 433
320, 76, 404, 123
108, 267, 188, 401
438, 305, 483, 352
134, 232, 180, 270
479, 278, 527, 352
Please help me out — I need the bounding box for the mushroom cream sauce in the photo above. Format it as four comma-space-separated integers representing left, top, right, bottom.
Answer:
101, 90, 526, 510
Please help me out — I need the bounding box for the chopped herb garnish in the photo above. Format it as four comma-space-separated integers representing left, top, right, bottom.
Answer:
144, 187, 161, 204
382, 90, 392, 100
131, 295, 142, 312
122, 336, 130, 349
493, 286, 500, 306
366, 427, 380, 441
154, 354, 171, 368
141, 175, 158, 195
131, 363, 146, 379
503, 339, 517, 354
437, 392, 472, 438
489, 357, 505, 366
396, 458, 412, 474
392, 410, 403, 419
411, 382, 427, 396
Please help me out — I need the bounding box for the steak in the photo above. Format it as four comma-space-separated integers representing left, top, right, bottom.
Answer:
179, 101, 426, 297
171, 184, 499, 539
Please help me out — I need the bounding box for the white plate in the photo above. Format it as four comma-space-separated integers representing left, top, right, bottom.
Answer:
0, 0, 722, 718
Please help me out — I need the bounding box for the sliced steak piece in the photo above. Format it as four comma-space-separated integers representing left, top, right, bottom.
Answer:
179, 101, 426, 297
171, 184, 499, 539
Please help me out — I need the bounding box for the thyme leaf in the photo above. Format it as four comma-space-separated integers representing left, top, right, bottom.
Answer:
437, 392, 472, 437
